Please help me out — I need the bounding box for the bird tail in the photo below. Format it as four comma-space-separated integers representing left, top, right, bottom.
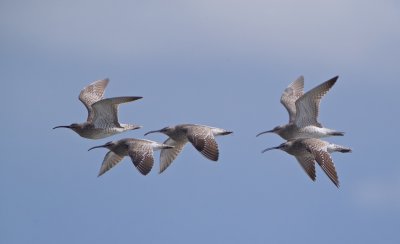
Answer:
329, 131, 345, 136
212, 128, 233, 136
219, 130, 233, 136
123, 124, 142, 131
331, 144, 352, 153
161, 144, 174, 149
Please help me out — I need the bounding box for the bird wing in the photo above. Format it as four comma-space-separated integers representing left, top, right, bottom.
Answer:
159, 138, 186, 173
305, 141, 340, 187
280, 76, 304, 123
128, 144, 154, 175
314, 150, 339, 187
98, 151, 124, 177
79, 79, 109, 122
91, 96, 142, 128
187, 126, 219, 161
295, 155, 316, 182
294, 76, 338, 128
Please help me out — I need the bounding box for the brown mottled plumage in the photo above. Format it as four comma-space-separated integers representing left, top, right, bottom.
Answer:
145, 124, 232, 173
53, 79, 142, 139
262, 138, 352, 187
257, 76, 344, 140
88, 138, 174, 176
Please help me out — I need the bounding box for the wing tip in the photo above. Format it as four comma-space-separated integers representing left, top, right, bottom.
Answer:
138, 169, 151, 176
220, 131, 233, 136
91, 78, 110, 87
159, 164, 168, 174
327, 75, 339, 86
296, 75, 305, 85
115, 96, 143, 103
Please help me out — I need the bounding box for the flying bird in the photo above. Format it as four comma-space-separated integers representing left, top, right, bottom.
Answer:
53, 78, 142, 139
257, 76, 344, 140
88, 138, 174, 176
144, 124, 232, 173
262, 138, 352, 187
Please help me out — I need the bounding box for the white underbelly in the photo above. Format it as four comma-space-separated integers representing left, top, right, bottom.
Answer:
88, 128, 125, 139
297, 126, 330, 138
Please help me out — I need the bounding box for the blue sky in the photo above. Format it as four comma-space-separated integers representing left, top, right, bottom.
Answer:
1, 0, 400, 243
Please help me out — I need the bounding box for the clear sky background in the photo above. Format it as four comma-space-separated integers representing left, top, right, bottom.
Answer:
1, 0, 399, 243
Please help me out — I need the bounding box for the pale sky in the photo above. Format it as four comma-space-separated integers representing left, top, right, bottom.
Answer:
1, 1, 399, 243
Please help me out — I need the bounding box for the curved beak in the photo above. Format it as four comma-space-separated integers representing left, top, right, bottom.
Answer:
144, 129, 162, 136
132, 125, 143, 130
261, 146, 280, 153
256, 129, 274, 137
53, 125, 71, 129
88, 144, 107, 151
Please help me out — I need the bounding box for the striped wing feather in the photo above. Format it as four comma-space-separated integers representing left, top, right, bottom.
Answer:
294, 76, 338, 128
98, 151, 123, 177
187, 127, 219, 161
295, 155, 316, 181
79, 79, 109, 122
280, 76, 304, 123
128, 145, 154, 175
159, 138, 186, 173
91, 96, 141, 128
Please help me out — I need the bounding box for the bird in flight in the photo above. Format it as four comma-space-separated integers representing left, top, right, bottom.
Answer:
88, 138, 174, 176
257, 76, 344, 140
53, 78, 142, 139
145, 124, 232, 173
262, 138, 352, 187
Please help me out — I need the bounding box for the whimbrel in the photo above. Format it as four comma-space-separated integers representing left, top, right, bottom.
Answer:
144, 124, 232, 173
257, 76, 344, 140
53, 79, 142, 139
88, 138, 174, 176
262, 138, 352, 187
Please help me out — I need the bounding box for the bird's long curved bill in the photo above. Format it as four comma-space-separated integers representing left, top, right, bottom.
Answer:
256, 129, 274, 137
144, 130, 161, 136
261, 146, 280, 153
53, 125, 71, 129
88, 145, 107, 151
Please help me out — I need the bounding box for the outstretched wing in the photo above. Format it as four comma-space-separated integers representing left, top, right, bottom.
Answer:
91, 96, 142, 128
294, 76, 338, 128
305, 140, 340, 187
79, 79, 109, 122
128, 145, 154, 175
314, 150, 339, 187
159, 138, 186, 173
280, 76, 304, 123
187, 126, 219, 161
295, 155, 316, 182
98, 151, 124, 177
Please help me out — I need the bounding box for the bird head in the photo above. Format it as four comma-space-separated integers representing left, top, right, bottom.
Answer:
88, 141, 115, 151
261, 141, 293, 153
256, 125, 284, 137
53, 123, 82, 132
144, 126, 174, 136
